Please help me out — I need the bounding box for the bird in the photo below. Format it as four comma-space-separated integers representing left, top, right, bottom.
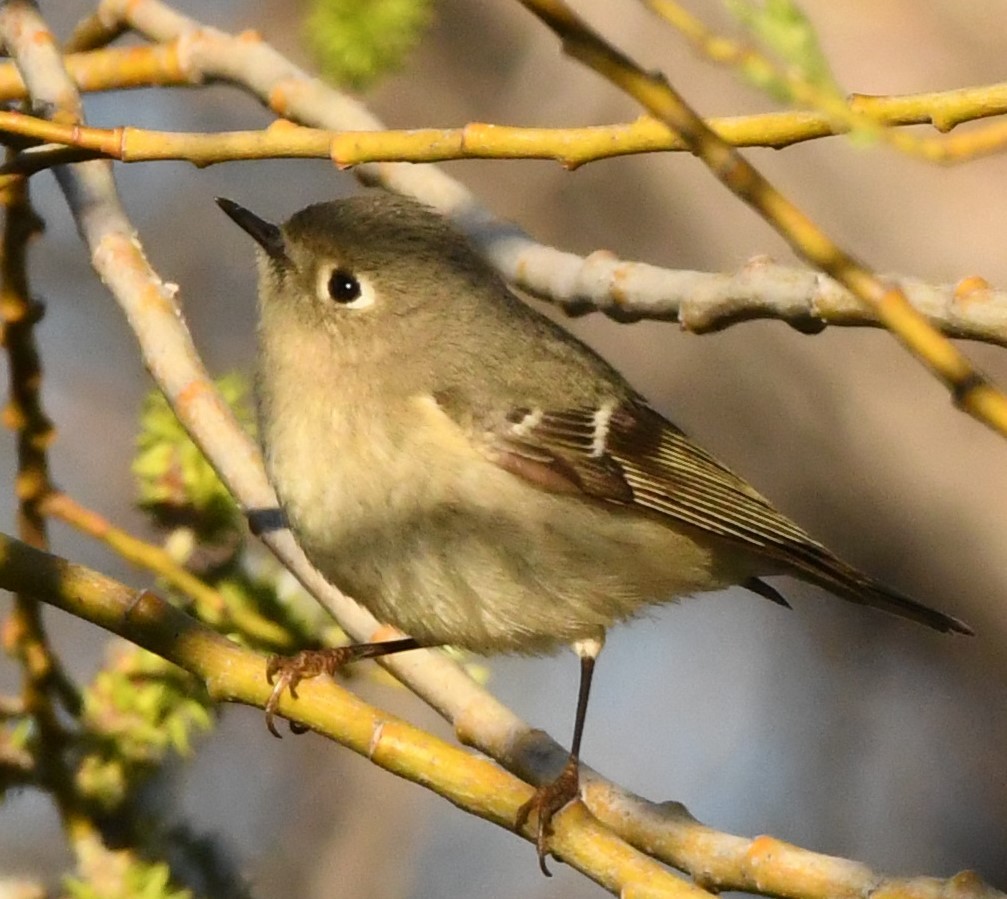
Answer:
216, 191, 971, 874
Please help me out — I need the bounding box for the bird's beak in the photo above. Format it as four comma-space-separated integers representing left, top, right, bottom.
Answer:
215, 197, 288, 262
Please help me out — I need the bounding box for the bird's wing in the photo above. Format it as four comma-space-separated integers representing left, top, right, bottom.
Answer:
487, 399, 821, 558
469, 398, 970, 635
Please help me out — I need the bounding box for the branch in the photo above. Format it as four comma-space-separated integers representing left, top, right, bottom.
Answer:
0, 112, 1003, 346
0, 43, 191, 99
4, 83, 1007, 167
1, 530, 998, 899
646, 0, 1007, 163
40, 490, 302, 653
585, 783, 1001, 899
0, 531, 698, 898
0, 6, 85, 844
517, 0, 1007, 439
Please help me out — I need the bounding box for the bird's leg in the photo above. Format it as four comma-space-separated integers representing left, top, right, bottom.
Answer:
515, 635, 603, 876
264, 637, 422, 737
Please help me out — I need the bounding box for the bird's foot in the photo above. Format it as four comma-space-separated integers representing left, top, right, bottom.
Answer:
264, 647, 356, 737
515, 756, 581, 876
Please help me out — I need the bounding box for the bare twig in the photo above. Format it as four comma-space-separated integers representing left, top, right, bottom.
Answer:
517, 0, 1007, 438
0, 110, 1003, 345
40, 491, 299, 652
0, 0, 86, 847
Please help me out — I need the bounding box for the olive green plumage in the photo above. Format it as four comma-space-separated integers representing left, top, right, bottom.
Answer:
220, 191, 970, 652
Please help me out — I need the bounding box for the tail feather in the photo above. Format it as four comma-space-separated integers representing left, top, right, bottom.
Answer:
802, 556, 973, 635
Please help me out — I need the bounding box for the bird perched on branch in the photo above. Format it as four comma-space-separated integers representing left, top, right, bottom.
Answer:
218, 191, 970, 874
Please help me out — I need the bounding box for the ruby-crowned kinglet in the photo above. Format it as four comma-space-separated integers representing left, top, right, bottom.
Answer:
217, 191, 970, 872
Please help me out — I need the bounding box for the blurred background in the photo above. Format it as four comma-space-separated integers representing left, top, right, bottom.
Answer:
1, 0, 1005, 896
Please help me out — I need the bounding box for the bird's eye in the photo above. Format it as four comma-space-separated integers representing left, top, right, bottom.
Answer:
317, 265, 375, 309
328, 269, 360, 303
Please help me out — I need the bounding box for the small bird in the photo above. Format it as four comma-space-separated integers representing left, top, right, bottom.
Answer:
217, 192, 971, 873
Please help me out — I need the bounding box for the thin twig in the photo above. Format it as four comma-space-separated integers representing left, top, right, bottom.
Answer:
518, 0, 1007, 438
0, 0, 85, 846
40, 491, 300, 652
646, 0, 1007, 163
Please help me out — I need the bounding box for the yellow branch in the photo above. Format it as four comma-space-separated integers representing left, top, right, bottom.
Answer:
0, 45, 1006, 164
0, 43, 189, 98
0, 531, 701, 899
518, 0, 1007, 438
3, 99, 1007, 173
645, 0, 1007, 163
39, 491, 300, 652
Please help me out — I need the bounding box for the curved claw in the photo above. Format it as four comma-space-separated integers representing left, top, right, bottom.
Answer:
265, 669, 295, 738
262, 648, 354, 738
514, 756, 581, 876
264, 655, 310, 737
262, 643, 417, 739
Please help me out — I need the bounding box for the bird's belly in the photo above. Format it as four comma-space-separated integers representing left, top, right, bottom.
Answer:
267, 395, 758, 655
298, 484, 754, 656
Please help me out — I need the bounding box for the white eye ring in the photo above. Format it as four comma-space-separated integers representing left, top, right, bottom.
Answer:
317, 265, 376, 310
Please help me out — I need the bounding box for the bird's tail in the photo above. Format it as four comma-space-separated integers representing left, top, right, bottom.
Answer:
801, 554, 973, 635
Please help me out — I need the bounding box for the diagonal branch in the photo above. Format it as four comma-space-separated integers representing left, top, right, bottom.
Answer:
0, 530, 703, 898
517, 0, 1007, 438
1, 530, 1000, 899
40, 490, 303, 653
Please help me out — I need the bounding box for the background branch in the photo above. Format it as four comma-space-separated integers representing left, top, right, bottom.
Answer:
517, 0, 1007, 438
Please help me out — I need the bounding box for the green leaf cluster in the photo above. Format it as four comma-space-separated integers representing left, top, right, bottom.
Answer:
724, 0, 841, 101
133, 373, 252, 543
304, 0, 434, 90
65, 850, 193, 899
76, 645, 213, 811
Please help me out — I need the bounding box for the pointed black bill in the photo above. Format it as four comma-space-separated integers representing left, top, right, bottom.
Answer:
215, 197, 287, 261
